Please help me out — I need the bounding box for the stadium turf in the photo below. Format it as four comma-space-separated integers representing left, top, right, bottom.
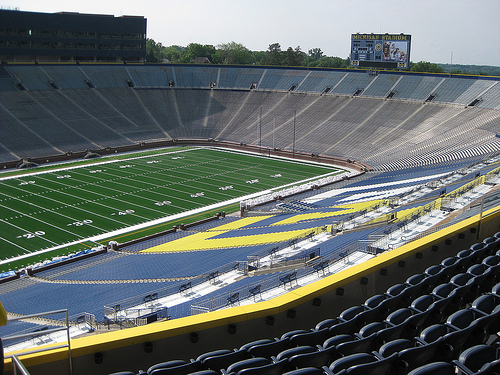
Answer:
0, 147, 345, 271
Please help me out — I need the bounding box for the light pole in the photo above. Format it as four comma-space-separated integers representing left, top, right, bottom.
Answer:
259, 106, 262, 152
292, 110, 296, 158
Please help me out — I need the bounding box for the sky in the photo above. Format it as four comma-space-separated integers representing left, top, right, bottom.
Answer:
1, 0, 499, 66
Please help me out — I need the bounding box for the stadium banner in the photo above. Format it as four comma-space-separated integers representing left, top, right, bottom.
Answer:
350, 33, 411, 69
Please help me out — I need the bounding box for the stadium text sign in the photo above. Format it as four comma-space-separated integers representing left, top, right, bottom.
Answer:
351, 33, 411, 69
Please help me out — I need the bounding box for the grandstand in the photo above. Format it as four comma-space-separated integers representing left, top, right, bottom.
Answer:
1, 64, 500, 375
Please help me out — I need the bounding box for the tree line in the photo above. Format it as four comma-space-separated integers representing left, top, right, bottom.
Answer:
147, 39, 498, 75
146, 39, 351, 68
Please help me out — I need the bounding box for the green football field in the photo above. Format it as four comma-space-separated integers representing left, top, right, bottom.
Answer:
0, 147, 344, 271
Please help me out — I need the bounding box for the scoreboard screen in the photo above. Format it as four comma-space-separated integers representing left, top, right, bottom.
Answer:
350, 33, 411, 69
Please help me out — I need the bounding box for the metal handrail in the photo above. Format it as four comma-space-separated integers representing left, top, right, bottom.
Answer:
4, 309, 72, 375
11, 355, 31, 375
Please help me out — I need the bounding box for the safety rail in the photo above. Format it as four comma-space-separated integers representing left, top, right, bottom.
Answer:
11, 355, 31, 375
3, 309, 72, 375
189, 246, 356, 315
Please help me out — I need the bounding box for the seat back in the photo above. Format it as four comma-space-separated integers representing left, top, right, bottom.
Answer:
446, 309, 475, 329
276, 346, 317, 361
345, 353, 397, 375
288, 346, 336, 370
236, 359, 287, 375
247, 338, 290, 358
289, 328, 329, 347
226, 357, 270, 374
201, 350, 248, 371
377, 338, 412, 358
149, 361, 201, 375
398, 338, 442, 371
329, 353, 375, 373
407, 361, 455, 375
336, 334, 376, 356
457, 344, 496, 373
322, 334, 353, 349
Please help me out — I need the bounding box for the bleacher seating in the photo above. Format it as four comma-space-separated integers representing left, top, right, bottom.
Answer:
0, 65, 499, 172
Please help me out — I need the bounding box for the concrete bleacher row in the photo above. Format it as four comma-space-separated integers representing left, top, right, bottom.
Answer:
106, 232, 500, 375
1, 86, 499, 170
2, 65, 499, 108
0, 64, 499, 169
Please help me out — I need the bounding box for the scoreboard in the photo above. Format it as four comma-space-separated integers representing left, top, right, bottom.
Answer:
350, 33, 411, 69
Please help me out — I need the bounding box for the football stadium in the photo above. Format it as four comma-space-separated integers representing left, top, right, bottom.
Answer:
1, 10, 500, 375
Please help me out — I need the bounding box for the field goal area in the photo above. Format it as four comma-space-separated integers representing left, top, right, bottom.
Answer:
0, 146, 349, 272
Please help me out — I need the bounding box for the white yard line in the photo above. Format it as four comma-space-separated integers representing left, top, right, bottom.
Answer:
0, 183, 326, 267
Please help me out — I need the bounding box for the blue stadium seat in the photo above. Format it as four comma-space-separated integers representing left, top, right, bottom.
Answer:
469, 242, 490, 263
453, 344, 499, 375
469, 294, 500, 337
322, 334, 353, 350
147, 359, 201, 375
450, 273, 477, 305
483, 236, 500, 254
245, 338, 290, 359
342, 353, 397, 375
335, 334, 378, 356
225, 357, 270, 374
239, 338, 275, 351
429, 283, 459, 321
287, 345, 336, 371
197, 349, 248, 371
282, 368, 323, 375
235, 359, 288, 375
407, 362, 456, 375
319, 317, 357, 336
405, 274, 430, 300
467, 264, 495, 293
326, 352, 397, 375
276, 346, 317, 362
419, 323, 477, 361
288, 328, 330, 348
327, 352, 376, 374
440, 257, 461, 276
